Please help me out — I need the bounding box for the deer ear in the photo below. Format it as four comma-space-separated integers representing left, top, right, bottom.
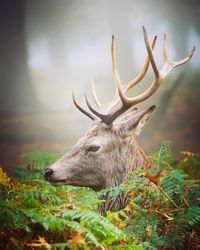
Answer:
134, 105, 156, 135
121, 105, 156, 136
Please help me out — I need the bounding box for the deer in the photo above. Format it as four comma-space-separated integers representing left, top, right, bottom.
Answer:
44, 27, 195, 215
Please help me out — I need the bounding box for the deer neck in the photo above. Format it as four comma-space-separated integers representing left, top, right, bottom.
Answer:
106, 136, 153, 188
98, 137, 154, 215
130, 137, 154, 171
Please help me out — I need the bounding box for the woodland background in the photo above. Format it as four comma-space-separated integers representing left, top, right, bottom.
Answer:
0, 0, 200, 175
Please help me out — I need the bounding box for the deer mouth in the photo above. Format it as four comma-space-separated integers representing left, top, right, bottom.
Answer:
49, 179, 67, 185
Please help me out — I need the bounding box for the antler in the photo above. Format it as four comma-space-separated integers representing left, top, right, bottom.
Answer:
72, 92, 96, 121
90, 76, 101, 108
73, 27, 195, 125
90, 35, 157, 113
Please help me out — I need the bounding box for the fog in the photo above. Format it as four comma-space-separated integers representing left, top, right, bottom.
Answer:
0, 0, 200, 175
25, 0, 200, 109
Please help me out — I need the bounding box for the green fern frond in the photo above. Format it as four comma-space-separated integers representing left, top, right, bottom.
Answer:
60, 208, 126, 243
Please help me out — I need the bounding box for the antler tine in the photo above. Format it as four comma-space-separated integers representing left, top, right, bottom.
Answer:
85, 94, 109, 123
91, 76, 101, 107
111, 35, 157, 93
105, 35, 157, 113
163, 33, 170, 63
161, 33, 195, 78
175, 45, 195, 65
72, 91, 96, 121
111, 35, 127, 105
142, 26, 160, 79
124, 35, 157, 92
104, 35, 121, 112
111, 35, 121, 85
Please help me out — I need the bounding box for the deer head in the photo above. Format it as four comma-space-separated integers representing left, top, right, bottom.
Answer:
44, 27, 195, 193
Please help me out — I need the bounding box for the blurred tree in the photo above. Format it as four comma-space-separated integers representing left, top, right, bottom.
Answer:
0, 0, 39, 115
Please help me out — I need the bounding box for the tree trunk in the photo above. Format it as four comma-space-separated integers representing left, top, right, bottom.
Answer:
0, 0, 39, 115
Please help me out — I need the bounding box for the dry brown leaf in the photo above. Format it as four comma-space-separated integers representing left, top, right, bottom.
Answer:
144, 172, 161, 185
25, 236, 51, 250
154, 209, 174, 221
71, 229, 85, 249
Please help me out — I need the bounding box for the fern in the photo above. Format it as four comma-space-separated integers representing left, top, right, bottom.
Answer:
59, 208, 126, 243
0, 199, 27, 230
184, 206, 200, 228
1, 143, 200, 249
151, 141, 175, 170
15, 151, 65, 178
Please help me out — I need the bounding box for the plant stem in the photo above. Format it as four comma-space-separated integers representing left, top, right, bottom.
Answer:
177, 185, 190, 207
154, 184, 179, 209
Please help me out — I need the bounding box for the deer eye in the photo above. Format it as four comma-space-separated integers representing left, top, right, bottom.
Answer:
87, 145, 100, 152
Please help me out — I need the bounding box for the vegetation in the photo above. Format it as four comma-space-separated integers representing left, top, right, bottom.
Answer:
0, 142, 200, 249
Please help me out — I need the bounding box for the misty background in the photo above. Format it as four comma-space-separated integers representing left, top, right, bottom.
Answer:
0, 0, 200, 175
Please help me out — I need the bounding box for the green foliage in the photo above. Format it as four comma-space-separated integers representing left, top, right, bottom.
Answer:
119, 142, 200, 249
0, 151, 125, 250
15, 151, 64, 178
1, 143, 200, 249
151, 140, 176, 170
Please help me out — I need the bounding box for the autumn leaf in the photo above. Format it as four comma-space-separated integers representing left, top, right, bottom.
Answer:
144, 170, 171, 185
0, 166, 11, 187
9, 236, 19, 247
144, 172, 161, 185
181, 151, 196, 157
153, 209, 174, 221
25, 236, 51, 250
118, 240, 127, 246
71, 229, 86, 249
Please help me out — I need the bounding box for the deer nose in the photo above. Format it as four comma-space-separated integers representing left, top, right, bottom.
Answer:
43, 168, 53, 180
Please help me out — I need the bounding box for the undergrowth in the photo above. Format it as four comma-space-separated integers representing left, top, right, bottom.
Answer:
0, 142, 200, 249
